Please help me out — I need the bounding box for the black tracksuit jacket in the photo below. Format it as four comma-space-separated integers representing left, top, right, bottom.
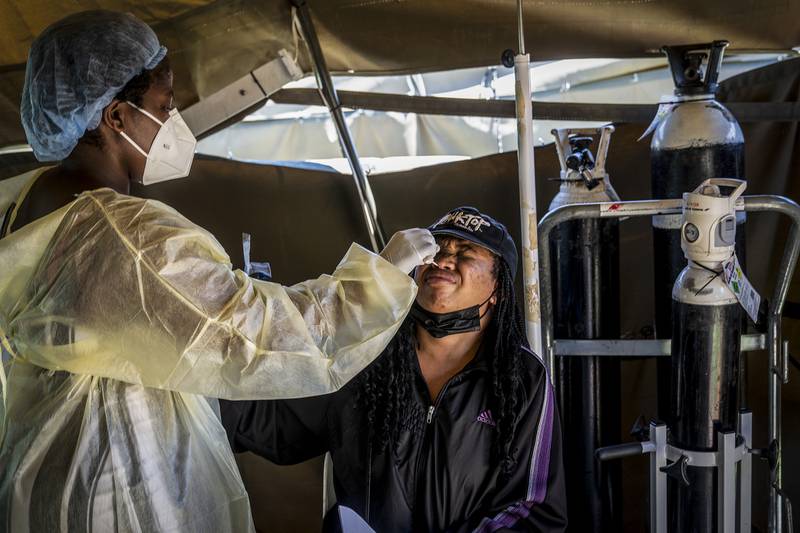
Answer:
220, 343, 567, 532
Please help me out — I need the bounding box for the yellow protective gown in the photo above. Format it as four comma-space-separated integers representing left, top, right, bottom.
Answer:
0, 178, 416, 533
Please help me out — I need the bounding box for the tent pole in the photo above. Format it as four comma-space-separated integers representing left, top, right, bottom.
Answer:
291, 0, 386, 252
513, 0, 545, 362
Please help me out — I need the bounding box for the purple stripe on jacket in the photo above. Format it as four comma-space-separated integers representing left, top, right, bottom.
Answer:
474, 367, 555, 533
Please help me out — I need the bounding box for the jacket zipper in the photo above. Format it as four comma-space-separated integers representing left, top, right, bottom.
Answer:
424, 377, 458, 425
412, 377, 458, 527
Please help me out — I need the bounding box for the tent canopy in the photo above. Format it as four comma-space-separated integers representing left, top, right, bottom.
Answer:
1, 0, 799, 150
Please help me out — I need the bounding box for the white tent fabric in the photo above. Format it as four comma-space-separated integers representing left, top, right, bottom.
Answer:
196, 55, 786, 166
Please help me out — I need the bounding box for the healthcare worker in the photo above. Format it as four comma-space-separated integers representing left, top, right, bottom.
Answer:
0, 10, 437, 533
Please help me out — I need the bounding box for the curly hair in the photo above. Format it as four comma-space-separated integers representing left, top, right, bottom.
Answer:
356, 257, 527, 477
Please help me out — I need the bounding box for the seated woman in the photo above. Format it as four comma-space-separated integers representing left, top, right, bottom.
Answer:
222, 207, 567, 532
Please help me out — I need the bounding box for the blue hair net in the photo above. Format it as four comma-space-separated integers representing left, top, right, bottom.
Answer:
21, 10, 168, 162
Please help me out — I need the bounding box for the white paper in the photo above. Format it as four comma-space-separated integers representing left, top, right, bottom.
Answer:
722, 254, 761, 323
638, 102, 674, 141
338, 506, 375, 533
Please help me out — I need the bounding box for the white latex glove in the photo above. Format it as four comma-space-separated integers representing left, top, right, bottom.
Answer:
380, 228, 439, 274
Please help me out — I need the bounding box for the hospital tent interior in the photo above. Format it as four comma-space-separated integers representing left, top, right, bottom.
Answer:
1, 1, 800, 531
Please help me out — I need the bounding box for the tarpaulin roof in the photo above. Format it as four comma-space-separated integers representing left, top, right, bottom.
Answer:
1, 0, 799, 150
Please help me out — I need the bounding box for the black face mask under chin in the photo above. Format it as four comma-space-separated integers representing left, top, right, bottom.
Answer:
410, 294, 494, 339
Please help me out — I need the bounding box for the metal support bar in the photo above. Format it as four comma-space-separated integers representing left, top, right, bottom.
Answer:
595, 441, 649, 461
665, 441, 747, 468
553, 334, 765, 357
599, 419, 752, 533
650, 423, 668, 533
770, 315, 784, 533
269, 88, 800, 123
741, 411, 753, 533
290, 0, 386, 251
719, 431, 737, 533
538, 199, 684, 376
539, 195, 800, 533
517, 0, 525, 55
743, 196, 800, 533
182, 50, 303, 139
539, 198, 799, 374
782, 339, 790, 384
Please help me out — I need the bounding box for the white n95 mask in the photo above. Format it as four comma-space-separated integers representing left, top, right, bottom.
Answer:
119, 102, 197, 185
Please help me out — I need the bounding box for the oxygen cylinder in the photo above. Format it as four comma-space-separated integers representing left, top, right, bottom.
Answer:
669, 179, 744, 532
549, 126, 621, 533
650, 41, 745, 421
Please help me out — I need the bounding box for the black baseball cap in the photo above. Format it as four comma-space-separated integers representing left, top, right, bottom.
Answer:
428, 206, 519, 280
